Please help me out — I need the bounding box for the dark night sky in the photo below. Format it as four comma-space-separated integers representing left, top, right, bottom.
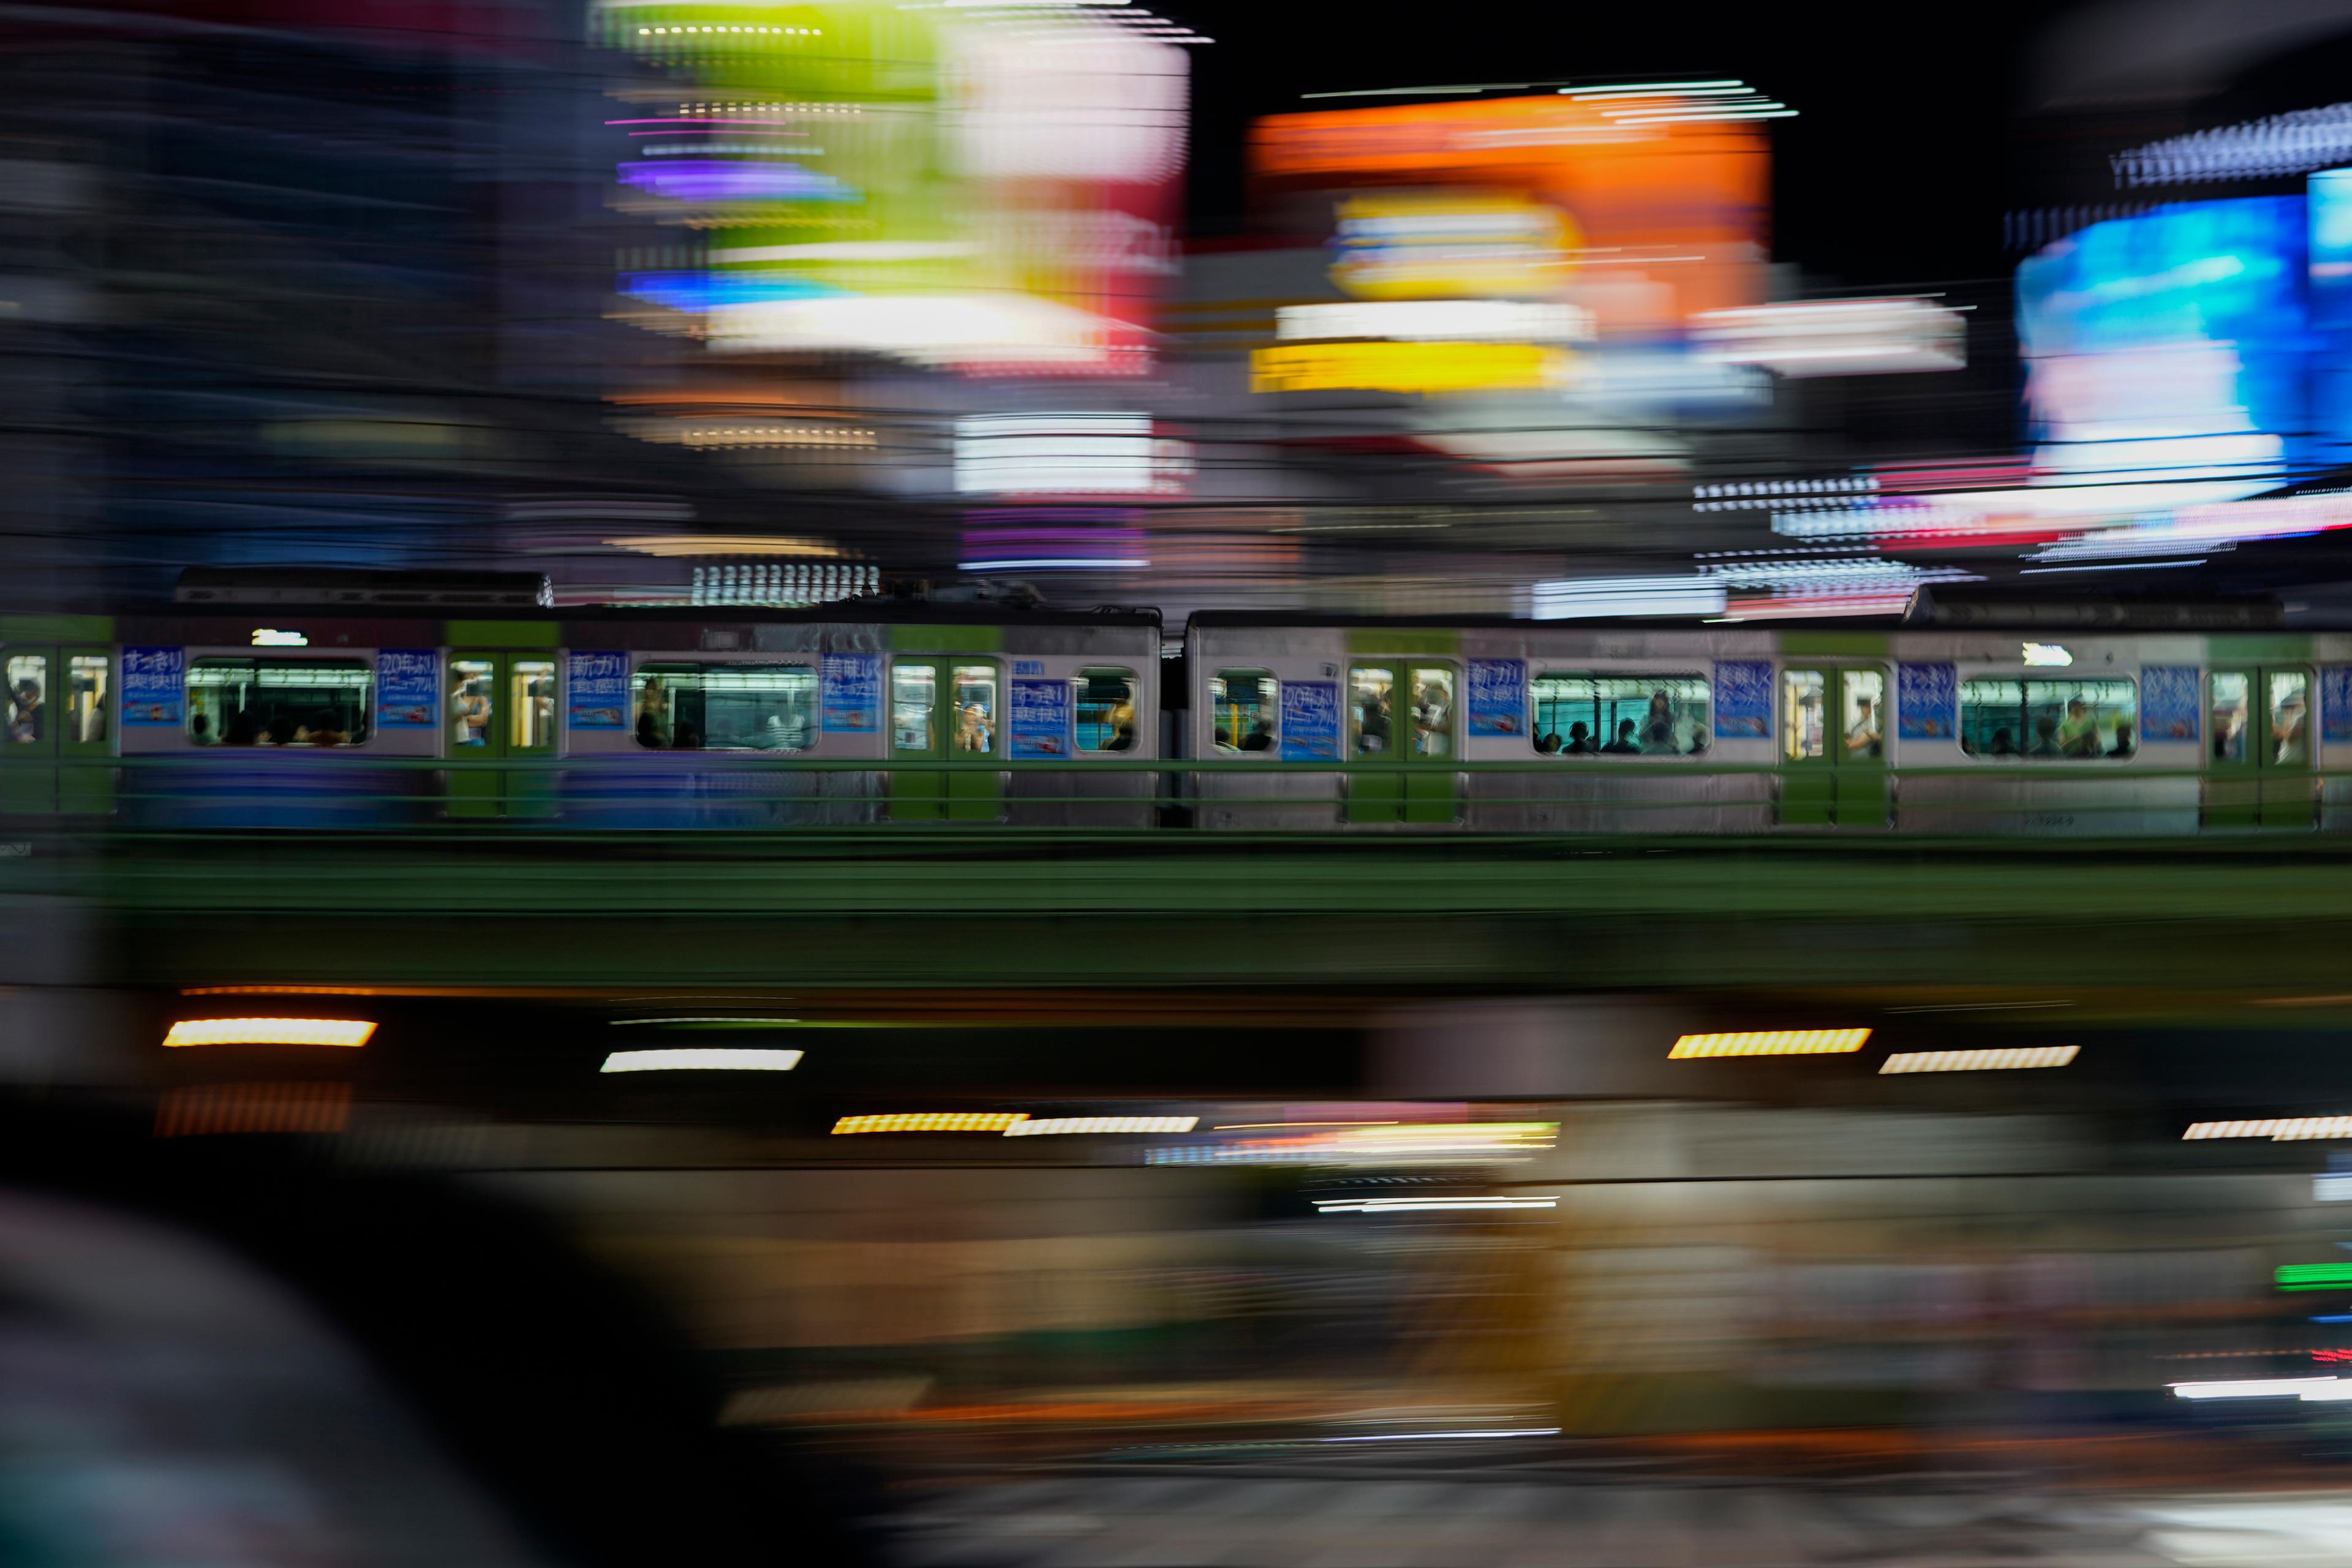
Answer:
1167, 1, 2064, 288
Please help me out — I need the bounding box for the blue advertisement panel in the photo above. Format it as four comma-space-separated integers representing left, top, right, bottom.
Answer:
375, 649, 438, 729
1009, 677, 1073, 758
821, 653, 880, 734
1280, 679, 1341, 763
1897, 663, 1956, 741
2325, 667, 2352, 742
2141, 664, 2202, 743
1711, 660, 1771, 738
567, 651, 628, 731
121, 646, 184, 726
1465, 658, 1527, 737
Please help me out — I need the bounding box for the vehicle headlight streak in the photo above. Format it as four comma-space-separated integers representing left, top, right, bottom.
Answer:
163, 1018, 377, 1048
1880, 1046, 2078, 1074
600, 1048, 804, 1072
1669, 1029, 1870, 1059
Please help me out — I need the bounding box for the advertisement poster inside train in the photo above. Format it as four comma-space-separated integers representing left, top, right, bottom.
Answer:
2141, 665, 2201, 743
1280, 679, 1340, 762
1897, 663, 1956, 740
375, 650, 438, 729
567, 652, 627, 731
2325, 667, 2352, 742
1009, 677, 1073, 758
1711, 660, 1771, 737
1466, 659, 1527, 737
821, 653, 880, 734
120, 646, 184, 726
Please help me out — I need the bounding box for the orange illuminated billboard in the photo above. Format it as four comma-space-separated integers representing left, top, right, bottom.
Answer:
1250, 94, 1768, 332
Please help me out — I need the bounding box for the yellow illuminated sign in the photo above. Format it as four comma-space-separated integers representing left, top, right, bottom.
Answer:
1251, 340, 1566, 394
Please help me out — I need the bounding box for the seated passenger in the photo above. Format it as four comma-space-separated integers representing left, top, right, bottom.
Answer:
1566, 721, 1594, 755
1534, 731, 1561, 755
1641, 720, 1675, 755
224, 709, 262, 747
1238, 722, 1272, 752
305, 709, 345, 747
2108, 720, 2136, 758
1686, 731, 1709, 757
2027, 716, 2060, 757
266, 715, 298, 747
671, 720, 703, 750
1106, 722, 1137, 752
1989, 727, 2016, 758
1600, 718, 1640, 755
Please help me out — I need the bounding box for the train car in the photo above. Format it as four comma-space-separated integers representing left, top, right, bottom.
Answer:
0, 575, 1162, 829
1183, 608, 2350, 834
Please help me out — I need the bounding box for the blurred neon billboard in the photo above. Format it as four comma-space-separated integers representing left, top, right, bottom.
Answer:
598, 0, 1191, 375
2016, 197, 2308, 499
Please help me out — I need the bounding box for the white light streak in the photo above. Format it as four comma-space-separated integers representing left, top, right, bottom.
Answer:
2170, 1377, 2344, 1400
1879, 1046, 2079, 1074
2184, 1117, 2352, 1142
1314, 1196, 1557, 1213
600, 1048, 804, 1072
1005, 1115, 1199, 1136
1319, 1427, 1562, 1441
1531, 576, 1728, 620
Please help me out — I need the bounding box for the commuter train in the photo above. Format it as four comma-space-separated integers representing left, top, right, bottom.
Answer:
2, 572, 2342, 833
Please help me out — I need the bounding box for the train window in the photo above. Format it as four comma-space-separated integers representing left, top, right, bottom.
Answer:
186, 658, 372, 747
1844, 669, 1885, 761
951, 665, 997, 753
1076, 668, 1139, 752
1958, 678, 2136, 760
632, 663, 816, 752
67, 655, 108, 744
1782, 670, 1826, 760
1534, 673, 1709, 756
448, 658, 493, 748
1349, 666, 1395, 755
2271, 671, 2311, 765
2212, 673, 2248, 763
512, 659, 555, 750
5, 654, 44, 742
1210, 671, 1275, 753
1409, 666, 1455, 758
891, 666, 935, 752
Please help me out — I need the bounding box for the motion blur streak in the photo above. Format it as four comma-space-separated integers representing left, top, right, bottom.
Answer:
1312, 1196, 1558, 1213
162, 1018, 377, 1048
2170, 1377, 2344, 1399
597, 1048, 803, 1072
2184, 1116, 2352, 1140
1003, 1115, 1199, 1136
154, 1082, 353, 1138
1668, 1028, 1871, 1058
1879, 1046, 2080, 1073
831, 1112, 1029, 1134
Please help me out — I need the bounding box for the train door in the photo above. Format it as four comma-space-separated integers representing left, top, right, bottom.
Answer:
1344, 661, 1460, 824
444, 650, 557, 820
889, 660, 1003, 822
2204, 666, 2315, 829
1776, 665, 1888, 827
2, 645, 112, 816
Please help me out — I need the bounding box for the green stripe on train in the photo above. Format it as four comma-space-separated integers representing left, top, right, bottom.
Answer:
0, 614, 114, 643
889, 624, 1003, 653
1776, 630, 1890, 656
